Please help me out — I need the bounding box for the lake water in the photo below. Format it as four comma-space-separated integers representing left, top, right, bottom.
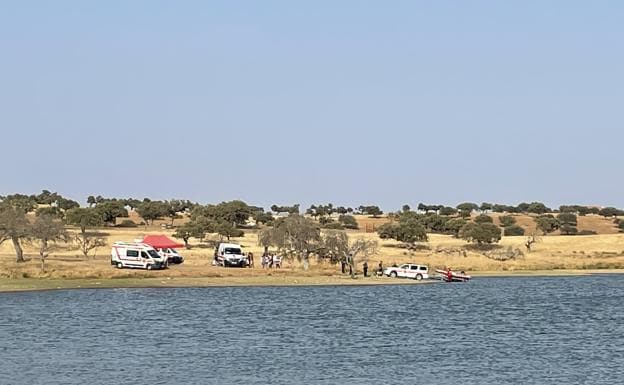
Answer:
1, 276, 623, 384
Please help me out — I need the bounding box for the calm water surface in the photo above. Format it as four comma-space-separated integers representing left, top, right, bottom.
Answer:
1, 276, 623, 384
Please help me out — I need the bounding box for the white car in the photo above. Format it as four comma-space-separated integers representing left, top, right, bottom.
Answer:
384, 264, 429, 280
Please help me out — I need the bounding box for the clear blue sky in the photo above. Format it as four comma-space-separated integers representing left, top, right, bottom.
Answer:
1, 1, 623, 210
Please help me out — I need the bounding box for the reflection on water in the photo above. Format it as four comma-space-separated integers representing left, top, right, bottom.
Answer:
1, 276, 624, 384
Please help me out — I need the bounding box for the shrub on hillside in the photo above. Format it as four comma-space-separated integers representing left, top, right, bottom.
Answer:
322, 221, 345, 230
117, 219, 138, 228
459, 222, 502, 245
578, 230, 597, 236
499, 215, 516, 227
560, 224, 578, 235
504, 225, 525, 236
337, 215, 359, 229
474, 214, 493, 224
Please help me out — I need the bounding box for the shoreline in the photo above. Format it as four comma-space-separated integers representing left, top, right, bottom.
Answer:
0, 269, 623, 293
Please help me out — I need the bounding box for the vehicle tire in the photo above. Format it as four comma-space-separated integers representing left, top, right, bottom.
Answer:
390, 271, 397, 278
116, 262, 123, 269
415, 274, 423, 281
146, 264, 152, 271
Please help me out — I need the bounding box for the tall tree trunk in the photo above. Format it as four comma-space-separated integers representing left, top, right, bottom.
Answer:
12, 237, 25, 263
302, 252, 310, 271
40, 239, 48, 271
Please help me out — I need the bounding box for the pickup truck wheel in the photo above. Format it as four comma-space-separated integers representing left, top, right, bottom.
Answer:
415, 274, 423, 281
390, 271, 397, 278
116, 262, 123, 269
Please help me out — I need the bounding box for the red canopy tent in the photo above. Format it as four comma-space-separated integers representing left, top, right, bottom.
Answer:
142, 235, 184, 249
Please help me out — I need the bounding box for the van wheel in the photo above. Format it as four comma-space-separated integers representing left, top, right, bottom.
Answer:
415, 274, 423, 281
390, 271, 397, 278
116, 262, 123, 269
146, 264, 152, 271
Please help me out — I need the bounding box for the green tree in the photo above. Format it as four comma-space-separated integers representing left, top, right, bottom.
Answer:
558, 212, 578, 235
65, 208, 105, 258
445, 218, 467, 237
36, 206, 65, 219
57, 198, 80, 211
456, 202, 478, 218
136, 201, 169, 225
30, 214, 68, 271
377, 214, 428, 247
534, 214, 559, 234
358, 205, 383, 218
439, 206, 457, 216
503, 225, 525, 236
338, 214, 359, 229
474, 214, 493, 224
599, 207, 623, 218
499, 215, 516, 227
480, 202, 493, 212
459, 222, 502, 245
173, 220, 211, 248
527, 202, 550, 214
215, 221, 244, 240
0, 204, 31, 262
258, 214, 321, 270
95, 201, 128, 226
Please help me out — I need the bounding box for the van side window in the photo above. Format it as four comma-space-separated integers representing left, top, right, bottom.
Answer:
141, 251, 149, 258
420, 266, 427, 271
126, 250, 139, 257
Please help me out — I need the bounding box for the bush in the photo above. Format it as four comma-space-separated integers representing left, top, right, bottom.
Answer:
578, 230, 597, 236
460, 222, 501, 245
499, 215, 516, 227
619, 222, 624, 231
117, 219, 138, 228
504, 225, 525, 236
474, 214, 493, 224
557, 212, 578, 226
322, 221, 344, 230
338, 215, 359, 229
560, 224, 578, 235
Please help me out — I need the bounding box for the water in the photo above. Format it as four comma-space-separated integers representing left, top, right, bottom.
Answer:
1, 276, 623, 385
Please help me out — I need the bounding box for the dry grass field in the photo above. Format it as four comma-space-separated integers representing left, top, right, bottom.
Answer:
1, 212, 623, 289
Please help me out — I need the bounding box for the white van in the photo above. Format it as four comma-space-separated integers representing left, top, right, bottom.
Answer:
214, 243, 248, 267
111, 242, 168, 270
157, 248, 184, 264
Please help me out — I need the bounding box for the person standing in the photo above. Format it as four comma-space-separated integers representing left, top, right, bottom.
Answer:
363, 261, 368, 277
377, 261, 383, 276
248, 252, 254, 268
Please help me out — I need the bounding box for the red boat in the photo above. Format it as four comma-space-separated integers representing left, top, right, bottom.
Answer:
435, 269, 471, 282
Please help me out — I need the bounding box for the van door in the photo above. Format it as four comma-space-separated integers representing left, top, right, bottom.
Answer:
125, 249, 142, 267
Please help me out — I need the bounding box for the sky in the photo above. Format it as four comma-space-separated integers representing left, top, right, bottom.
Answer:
1, 1, 623, 211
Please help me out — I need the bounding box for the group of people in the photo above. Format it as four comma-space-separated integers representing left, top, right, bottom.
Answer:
261, 252, 282, 269
340, 260, 385, 277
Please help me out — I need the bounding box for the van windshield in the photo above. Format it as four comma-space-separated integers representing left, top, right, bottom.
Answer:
147, 250, 161, 259
224, 248, 242, 255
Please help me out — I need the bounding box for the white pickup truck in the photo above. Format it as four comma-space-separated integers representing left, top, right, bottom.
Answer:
384, 264, 429, 280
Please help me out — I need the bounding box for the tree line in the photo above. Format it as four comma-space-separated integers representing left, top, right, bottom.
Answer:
2, 191, 623, 268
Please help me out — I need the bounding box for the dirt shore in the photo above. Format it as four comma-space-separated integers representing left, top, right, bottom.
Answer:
1, 269, 622, 293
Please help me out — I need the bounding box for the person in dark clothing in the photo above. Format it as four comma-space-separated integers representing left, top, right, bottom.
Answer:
341, 260, 346, 274
377, 261, 383, 276
363, 262, 368, 277
247, 252, 254, 268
